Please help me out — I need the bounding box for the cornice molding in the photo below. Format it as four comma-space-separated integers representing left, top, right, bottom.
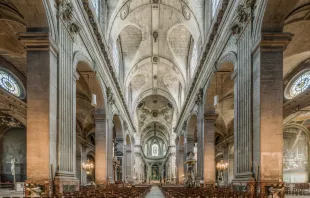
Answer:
81, 0, 136, 133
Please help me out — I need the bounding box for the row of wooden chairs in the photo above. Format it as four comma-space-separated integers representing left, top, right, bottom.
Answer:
160, 186, 255, 198
285, 183, 310, 195
3, 185, 151, 198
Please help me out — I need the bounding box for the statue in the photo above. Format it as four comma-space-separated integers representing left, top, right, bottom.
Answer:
184, 151, 197, 188
185, 167, 195, 187
11, 157, 15, 176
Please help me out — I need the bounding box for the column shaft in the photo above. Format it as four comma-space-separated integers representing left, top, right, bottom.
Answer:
95, 115, 107, 184
203, 114, 218, 184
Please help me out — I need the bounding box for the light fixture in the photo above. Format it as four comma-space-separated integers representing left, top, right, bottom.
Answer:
214, 95, 219, 106
82, 159, 94, 174
91, 94, 97, 107
216, 160, 228, 171
214, 72, 219, 107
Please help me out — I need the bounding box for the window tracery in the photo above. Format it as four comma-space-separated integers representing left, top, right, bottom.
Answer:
91, 0, 99, 17
152, 144, 159, 157
0, 69, 23, 98
112, 41, 120, 76
289, 71, 310, 98
212, 0, 220, 18
190, 43, 198, 77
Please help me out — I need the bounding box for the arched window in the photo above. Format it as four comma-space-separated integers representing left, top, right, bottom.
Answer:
112, 41, 120, 76
144, 144, 148, 156
152, 144, 159, 157
91, 0, 99, 17
290, 71, 310, 97
285, 70, 310, 99
0, 69, 25, 98
212, 0, 220, 18
190, 42, 198, 77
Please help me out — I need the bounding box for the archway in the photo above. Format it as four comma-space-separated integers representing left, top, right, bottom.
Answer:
1, 127, 26, 183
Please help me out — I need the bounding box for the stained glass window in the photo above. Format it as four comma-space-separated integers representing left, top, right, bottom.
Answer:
152, 144, 159, 157
113, 41, 120, 76
91, 0, 99, 17
190, 43, 198, 77
290, 72, 310, 97
0, 70, 21, 97
212, 0, 220, 18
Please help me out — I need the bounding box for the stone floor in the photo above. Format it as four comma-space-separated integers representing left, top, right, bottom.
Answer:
0, 189, 23, 198
145, 186, 165, 198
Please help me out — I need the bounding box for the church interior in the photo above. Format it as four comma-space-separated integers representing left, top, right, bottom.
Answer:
0, 0, 309, 197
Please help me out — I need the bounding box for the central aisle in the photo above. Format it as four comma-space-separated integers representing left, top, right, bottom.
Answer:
145, 186, 165, 198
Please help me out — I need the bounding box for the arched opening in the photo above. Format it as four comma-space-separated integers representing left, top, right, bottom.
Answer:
203, 58, 235, 185
75, 60, 105, 185
1, 127, 26, 183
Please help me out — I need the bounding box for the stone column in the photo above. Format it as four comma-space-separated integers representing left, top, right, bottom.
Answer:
20, 32, 57, 193
126, 144, 133, 181
197, 114, 204, 181
107, 119, 114, 183
177, 138, 185, 185
81, 146, 87, 185
95, 114, 107, 184
252, 33, 292, 183
222, 143, 229, 184
203, 114, 218, 184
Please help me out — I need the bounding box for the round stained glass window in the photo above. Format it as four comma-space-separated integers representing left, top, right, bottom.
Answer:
0, 70, 23, 98
289, 71, 310, 98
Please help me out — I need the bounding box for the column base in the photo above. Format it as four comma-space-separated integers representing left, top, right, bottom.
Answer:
108, 177, 115, 184
25, 180, 53, 197
54, 175, 79, 195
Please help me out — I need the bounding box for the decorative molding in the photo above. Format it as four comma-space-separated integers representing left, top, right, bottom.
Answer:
106, 87, 115, 106
204, 113, 218, 121
18, 32, 50, 51
82, 0, 136, 133
194, 88, 203, 105
174, 0, 229, 133
231, 0, 256, 36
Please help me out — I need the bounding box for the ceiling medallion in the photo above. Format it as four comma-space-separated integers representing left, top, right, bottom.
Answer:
138, 101, 145, 108
153, 56, 159, 63
167, 103, 173, 109
120, 4, 130, 20
182, 5, 191, 20
153, 31, 158, 42
152, 110, 159, 118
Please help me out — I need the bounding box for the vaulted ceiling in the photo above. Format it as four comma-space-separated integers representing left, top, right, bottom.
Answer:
106, 0, 205, 139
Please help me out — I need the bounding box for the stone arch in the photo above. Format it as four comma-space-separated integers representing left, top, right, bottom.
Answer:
253, 0, 298, 41
74, 55, 107, 114
186, 114, 198, 143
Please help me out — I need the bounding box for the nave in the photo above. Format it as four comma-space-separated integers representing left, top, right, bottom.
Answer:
0, 0, 310, 197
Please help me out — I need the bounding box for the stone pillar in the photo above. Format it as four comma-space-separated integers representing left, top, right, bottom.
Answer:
95, 114, 107, 184
252, 33, 292, 183
222, 143, 229, 184
53, 21, 79, 193
81, 146, 87, 185
20, 32, 57, 194
234, 25, 254, 181
126, 144, 133, 181
177, 138, 185, 185
197, 115, 204, 180
203, 114, 218, 184
107, 119, 114, 183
